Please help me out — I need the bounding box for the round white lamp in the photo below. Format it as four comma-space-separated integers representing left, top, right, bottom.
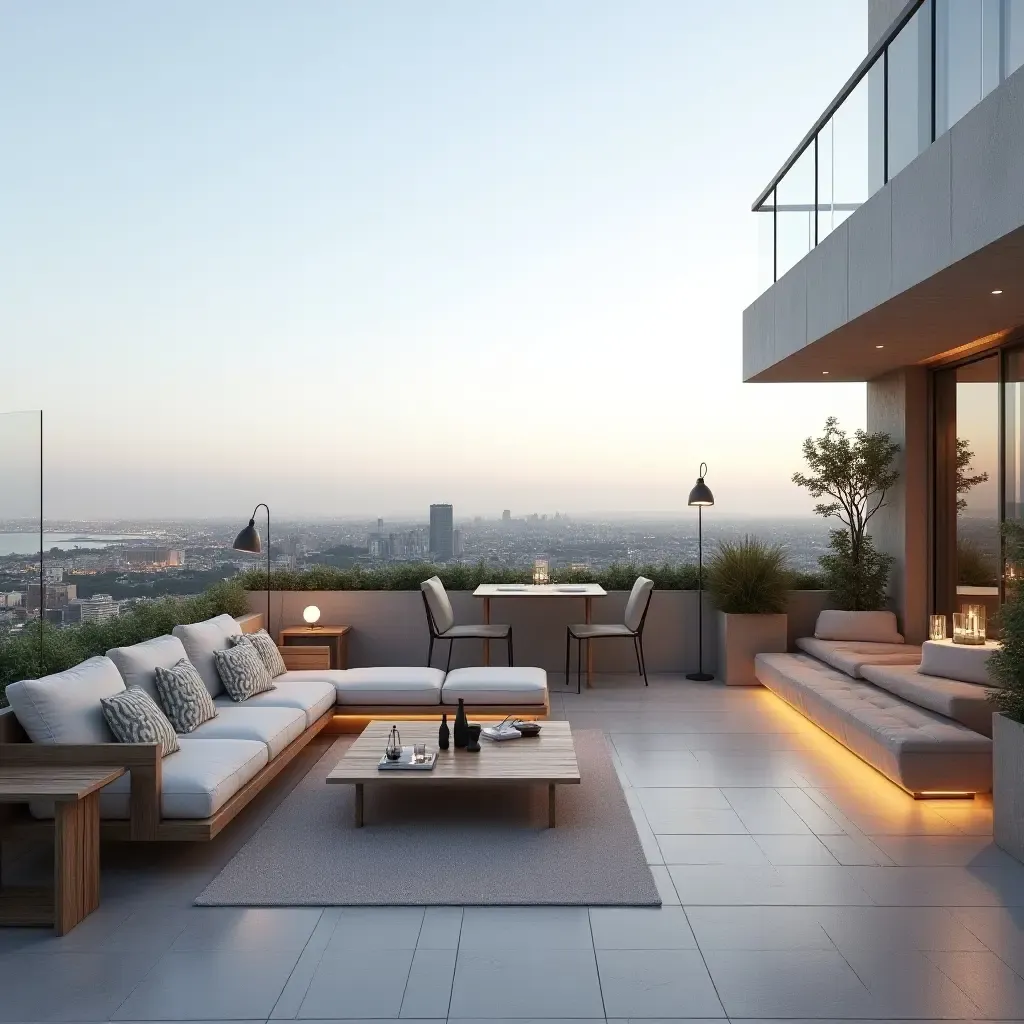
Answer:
302, 605, 321, 628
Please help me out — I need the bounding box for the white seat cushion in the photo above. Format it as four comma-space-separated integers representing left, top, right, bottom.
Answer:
332, 667, 444, 706
215, 677, 336, 727
31, 738, 269, 821
187, 705, 306, 758
5, 656, 125, 744
920, 639, 999, 686
569, 623, 634, 638
795, 637, 922, 678
440, 624, 510, 638
861, 663, 997, 737
814, 610, 904, 643
172, 614, 242, 698
106, 635, 191, 701
442, 667, 548, 706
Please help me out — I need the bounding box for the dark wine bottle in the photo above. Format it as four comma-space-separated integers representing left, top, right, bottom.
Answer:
438, 713, 450, 751
453, 699, 469, 748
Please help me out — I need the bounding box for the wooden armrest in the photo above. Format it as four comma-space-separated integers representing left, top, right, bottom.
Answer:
0, 743, 162, 840
279, 645, 332, 671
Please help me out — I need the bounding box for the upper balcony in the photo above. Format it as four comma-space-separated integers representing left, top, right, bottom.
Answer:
744, 0, 1024, 382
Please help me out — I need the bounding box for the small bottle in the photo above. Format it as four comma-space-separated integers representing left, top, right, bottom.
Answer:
438, 713, 450, 751
453, 698, 469, 748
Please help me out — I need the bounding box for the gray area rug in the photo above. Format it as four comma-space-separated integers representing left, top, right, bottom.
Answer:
196, 729, 660, 906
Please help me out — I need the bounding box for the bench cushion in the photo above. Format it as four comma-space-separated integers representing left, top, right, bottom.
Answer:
216, 676, 336, 727
172, 614, 242, 699
814, 610, 904, 643
107, 635, 191, 700
187, 705, 306, 758
31, 737, 269, 821
861, 664, 996, 737
6, 656, 125, 744
755, 653, 991, 794
920, 639, 999, 686
796, 637, 922, 678
441, 666, 548, 706
332, 667, 445, 706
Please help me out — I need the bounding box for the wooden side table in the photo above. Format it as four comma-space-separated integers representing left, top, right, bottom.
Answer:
0, 765, 125, 934
279, 625, 351, 669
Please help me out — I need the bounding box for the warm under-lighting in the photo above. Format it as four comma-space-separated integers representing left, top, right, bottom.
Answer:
953, 604, 986, 645
929, 614, 947, 641
915, 791, 976, 799
303, 605, 321, 627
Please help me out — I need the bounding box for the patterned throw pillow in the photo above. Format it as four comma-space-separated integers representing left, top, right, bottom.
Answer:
153, 658, 218, 733
101, 686, 180, 757
229, 629, 287, 678
214, 643, 275, 702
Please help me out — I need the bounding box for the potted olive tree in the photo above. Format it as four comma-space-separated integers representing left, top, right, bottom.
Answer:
707, 536, 789, 686
988, 521, 1024, 863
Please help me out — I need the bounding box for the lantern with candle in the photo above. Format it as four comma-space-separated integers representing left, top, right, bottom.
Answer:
929, 614, 947, 641
952, 603, 986, 645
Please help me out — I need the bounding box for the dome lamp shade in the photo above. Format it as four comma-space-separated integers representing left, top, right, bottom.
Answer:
233, 519, 262, 554
688, 464, 715, 506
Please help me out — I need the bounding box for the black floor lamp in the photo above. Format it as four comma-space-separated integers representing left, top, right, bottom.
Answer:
234, 504, 271, 634
686, 463, 715, 682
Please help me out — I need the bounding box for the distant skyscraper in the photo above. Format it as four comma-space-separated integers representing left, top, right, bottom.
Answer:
453, 529, 463, 558
502, 509, 511, 521
429, 504, 454, 561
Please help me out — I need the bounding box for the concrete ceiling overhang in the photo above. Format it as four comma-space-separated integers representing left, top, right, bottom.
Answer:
747, 223, 1024, 383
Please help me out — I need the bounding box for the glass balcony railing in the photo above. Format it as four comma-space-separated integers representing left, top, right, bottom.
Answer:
756, 0, 1024, 290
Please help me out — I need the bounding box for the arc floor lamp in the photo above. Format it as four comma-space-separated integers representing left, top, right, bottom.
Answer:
686, 463, 715, 682
234, 503, 270, 633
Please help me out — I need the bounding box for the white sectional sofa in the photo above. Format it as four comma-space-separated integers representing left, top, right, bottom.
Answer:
0, 614, 549, 841
755, 611, 995, 796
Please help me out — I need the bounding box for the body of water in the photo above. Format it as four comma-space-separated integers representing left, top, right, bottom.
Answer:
0, 533, 145, 556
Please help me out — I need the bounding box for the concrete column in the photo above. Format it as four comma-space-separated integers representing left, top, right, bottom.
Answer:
867, 368, 930, 643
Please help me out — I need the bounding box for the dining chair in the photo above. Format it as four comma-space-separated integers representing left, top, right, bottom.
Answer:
565, 576, 653, 693
420, 576, 513, 670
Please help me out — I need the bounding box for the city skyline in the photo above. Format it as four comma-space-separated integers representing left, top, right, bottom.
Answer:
1, 1, 866, 518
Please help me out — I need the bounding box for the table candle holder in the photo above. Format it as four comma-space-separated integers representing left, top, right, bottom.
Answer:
952, 604, 986, 645
929, 614, 947, 641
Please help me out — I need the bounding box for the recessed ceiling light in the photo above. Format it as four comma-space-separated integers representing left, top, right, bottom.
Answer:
875, 344, 884, 349
822, 371, 829, 375
992, 289, 1004, 295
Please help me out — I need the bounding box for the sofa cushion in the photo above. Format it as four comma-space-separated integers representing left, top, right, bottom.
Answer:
187, 705, 306, 758
5, 656, 125, 744
441, 667, 548, 706
31, 737, 270, 821
217, 676, 336, 727
332, 667, 444, 706
172, 614, 242, 698
101, 686, 180, 756
214, 644, 274, 702
796, 637, 922, 678
106, 635, 191, 701
814, 610, 904, 643
230, 629, 287, 679
919, 639, 999, 686
154, 658, 218, 734
861, 663, 997, 737
755, 653, 991, 794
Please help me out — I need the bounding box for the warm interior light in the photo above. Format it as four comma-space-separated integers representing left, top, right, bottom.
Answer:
303, 605, 321, 626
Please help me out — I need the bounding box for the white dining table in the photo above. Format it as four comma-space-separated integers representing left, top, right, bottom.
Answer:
472, 583, 608, 687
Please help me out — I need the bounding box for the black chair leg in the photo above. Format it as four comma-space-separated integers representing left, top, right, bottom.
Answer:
639, 634, 649, 686
633, 635, 643, 677
564, 630, 571, 689
577, 636, 582, 694
446, 639, 454, 672
427, 635, 434, 668
508, 629, 514, 666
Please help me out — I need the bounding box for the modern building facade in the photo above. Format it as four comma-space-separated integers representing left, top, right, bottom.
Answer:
744, 0, 1024, 641
428, 503, 454, 561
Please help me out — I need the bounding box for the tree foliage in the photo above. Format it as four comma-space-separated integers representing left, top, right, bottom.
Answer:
793, 416, 900, 610
956, 437, 989, 515
988, 521, 1024, 723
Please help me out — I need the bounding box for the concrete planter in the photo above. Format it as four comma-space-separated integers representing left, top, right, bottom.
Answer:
715, 611, 788, 686
994, 713, 1024, 863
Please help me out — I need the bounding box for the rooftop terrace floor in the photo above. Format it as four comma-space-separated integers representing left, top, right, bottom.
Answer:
1, 675, 1023, 1021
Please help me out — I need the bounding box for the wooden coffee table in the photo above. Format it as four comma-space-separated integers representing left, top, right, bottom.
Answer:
327, 720, 580, 827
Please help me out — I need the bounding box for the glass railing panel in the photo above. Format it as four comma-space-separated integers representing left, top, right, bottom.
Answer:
1006, 0, 1024, 77
821, 71, 872, 244
757, 194, 776, 292
775, 144, 815, 280
888, 0, 934, 179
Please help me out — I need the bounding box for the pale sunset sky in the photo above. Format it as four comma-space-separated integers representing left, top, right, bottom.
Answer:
1, 1, 868, 519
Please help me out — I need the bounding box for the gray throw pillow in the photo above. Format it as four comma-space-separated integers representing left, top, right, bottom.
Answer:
153, 658, 218, 733
229, 629, 287, 679
214, 643, 275, 702
101, 686, 180, 757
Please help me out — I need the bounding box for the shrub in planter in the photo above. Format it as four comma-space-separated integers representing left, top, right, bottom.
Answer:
706, 536, 789, 686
